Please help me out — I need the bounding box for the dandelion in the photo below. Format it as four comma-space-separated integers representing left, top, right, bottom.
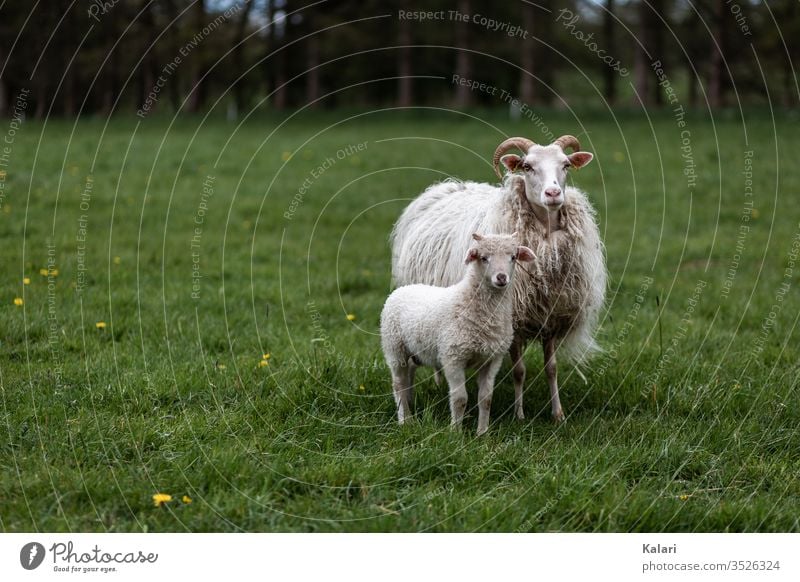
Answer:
359, 384, 365, 392
262, 353, 271, 360
13, 297, 23, 306
346, 313, 356, 321
95, 321, 106, 329
217, 363, 226, 370
258, 360, 269, 368
39, 268, 48, 276
679, 494, 689, 501
113, 256, 121, 265
181, 495, 192, 504
23, 277, 30, 285
152, 493, 172, 507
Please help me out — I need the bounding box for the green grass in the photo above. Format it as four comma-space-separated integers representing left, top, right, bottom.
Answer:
1, 108, 799, 532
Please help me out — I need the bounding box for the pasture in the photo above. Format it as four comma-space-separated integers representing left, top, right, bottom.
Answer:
1, 109, 799, 531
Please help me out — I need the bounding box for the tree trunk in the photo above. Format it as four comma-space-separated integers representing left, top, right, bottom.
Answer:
453, 0, 472, 108
305, 15, 320, 108
397, 3, 412, 107
708, 0, 725, 108
232, 0, 254, 117
518, 4, 535, 105
633, 0, 651, 106
603, 0, 616, 105
188, 0, 206, 113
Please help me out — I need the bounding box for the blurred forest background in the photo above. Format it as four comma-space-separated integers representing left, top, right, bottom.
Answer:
0, 0, 797, 118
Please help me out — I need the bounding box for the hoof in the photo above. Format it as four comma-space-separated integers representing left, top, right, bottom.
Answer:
515, 407, 525, 421
552, 410, 566, 424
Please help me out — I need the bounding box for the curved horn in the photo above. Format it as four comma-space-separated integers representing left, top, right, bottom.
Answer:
493, 137, 535, 179
552, 135, 581, 153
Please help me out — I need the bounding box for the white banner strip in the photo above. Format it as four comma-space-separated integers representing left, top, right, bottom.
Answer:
1, 533, 797, 581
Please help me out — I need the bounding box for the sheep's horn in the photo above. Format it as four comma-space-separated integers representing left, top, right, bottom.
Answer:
493, 137, 535, 179
553, 135, 581, 153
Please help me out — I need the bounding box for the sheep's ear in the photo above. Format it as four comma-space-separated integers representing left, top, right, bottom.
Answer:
465, 248, 479, 263
472, 233, 483, 241
501, 154, 522, 172
516, 246, 535, 262
568, 152, 593, 169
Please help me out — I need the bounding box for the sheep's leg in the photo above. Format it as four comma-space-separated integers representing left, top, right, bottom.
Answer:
390, 361, 413, 425
442, 364, 468, 429
476, 356, 503, 436
407, 358, 417, 411
544, 337, 565, 423
510, 339, 527, 420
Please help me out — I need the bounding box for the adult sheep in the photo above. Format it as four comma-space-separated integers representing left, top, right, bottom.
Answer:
391, 135, 606, 423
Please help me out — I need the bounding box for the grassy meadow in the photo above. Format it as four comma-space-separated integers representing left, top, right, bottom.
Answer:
1, 108, 799, 531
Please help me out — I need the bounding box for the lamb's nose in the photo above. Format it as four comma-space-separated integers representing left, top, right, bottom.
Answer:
496, 273, 507, 285
545, 187, 561, 198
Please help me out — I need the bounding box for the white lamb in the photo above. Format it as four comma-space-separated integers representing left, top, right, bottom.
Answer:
380, 233, 534, 435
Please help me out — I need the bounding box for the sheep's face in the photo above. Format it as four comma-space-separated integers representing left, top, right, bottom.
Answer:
465, 233, 535, 289
501, 144, 593, 210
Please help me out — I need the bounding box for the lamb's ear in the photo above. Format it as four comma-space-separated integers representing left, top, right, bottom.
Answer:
465, 248, 479, 264
500, 154, 522, 173
568, 152, 593, 169
516, 246, 535, 262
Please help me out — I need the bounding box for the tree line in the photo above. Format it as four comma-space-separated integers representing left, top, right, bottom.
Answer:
0, 0, 796, 119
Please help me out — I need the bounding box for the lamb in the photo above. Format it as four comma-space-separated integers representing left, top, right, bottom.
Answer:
380, 233, 535, 435
391, 135, 606, 423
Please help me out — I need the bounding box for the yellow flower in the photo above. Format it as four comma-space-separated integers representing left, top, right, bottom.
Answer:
152, 493, 172, 507
281, 151, 292, 161
51, 269, 59, 276
23, 277, 30, 285
679, 494, 689, 501
359, 384, 365, 391
258, 360, 269, 368
13, 297, 23, 306
39, 268, 48, 276
217, 363, 226, 370
346, 313, 356, 321
262, 353, 271, 360
95, 321, 106, 329
181, 495, 192, 504
113, 256, 121, 265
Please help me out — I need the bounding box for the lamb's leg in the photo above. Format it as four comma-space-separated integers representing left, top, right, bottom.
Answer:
544, 337, 565, 423
390, 361, 412, 424
442, 364, 468, 429
407, 358, 417, 411
510, 338, 527, 420
476, 356, 503, 436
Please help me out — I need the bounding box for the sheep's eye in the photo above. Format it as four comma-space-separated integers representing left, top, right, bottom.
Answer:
510, 255, 516, 262
563, 163, 571, 171
522, 163, 533, 173
480, 256, 489, 263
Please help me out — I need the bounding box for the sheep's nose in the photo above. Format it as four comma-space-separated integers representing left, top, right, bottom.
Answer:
544, 187, 562, 199
495, 273, 508, 286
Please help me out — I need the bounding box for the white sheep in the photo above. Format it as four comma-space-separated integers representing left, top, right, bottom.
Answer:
391, 136, 606, 423
381, 233, 534, 435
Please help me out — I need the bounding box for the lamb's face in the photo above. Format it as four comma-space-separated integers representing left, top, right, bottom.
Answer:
502, 144, 593, 210
465, 234, 535, 289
